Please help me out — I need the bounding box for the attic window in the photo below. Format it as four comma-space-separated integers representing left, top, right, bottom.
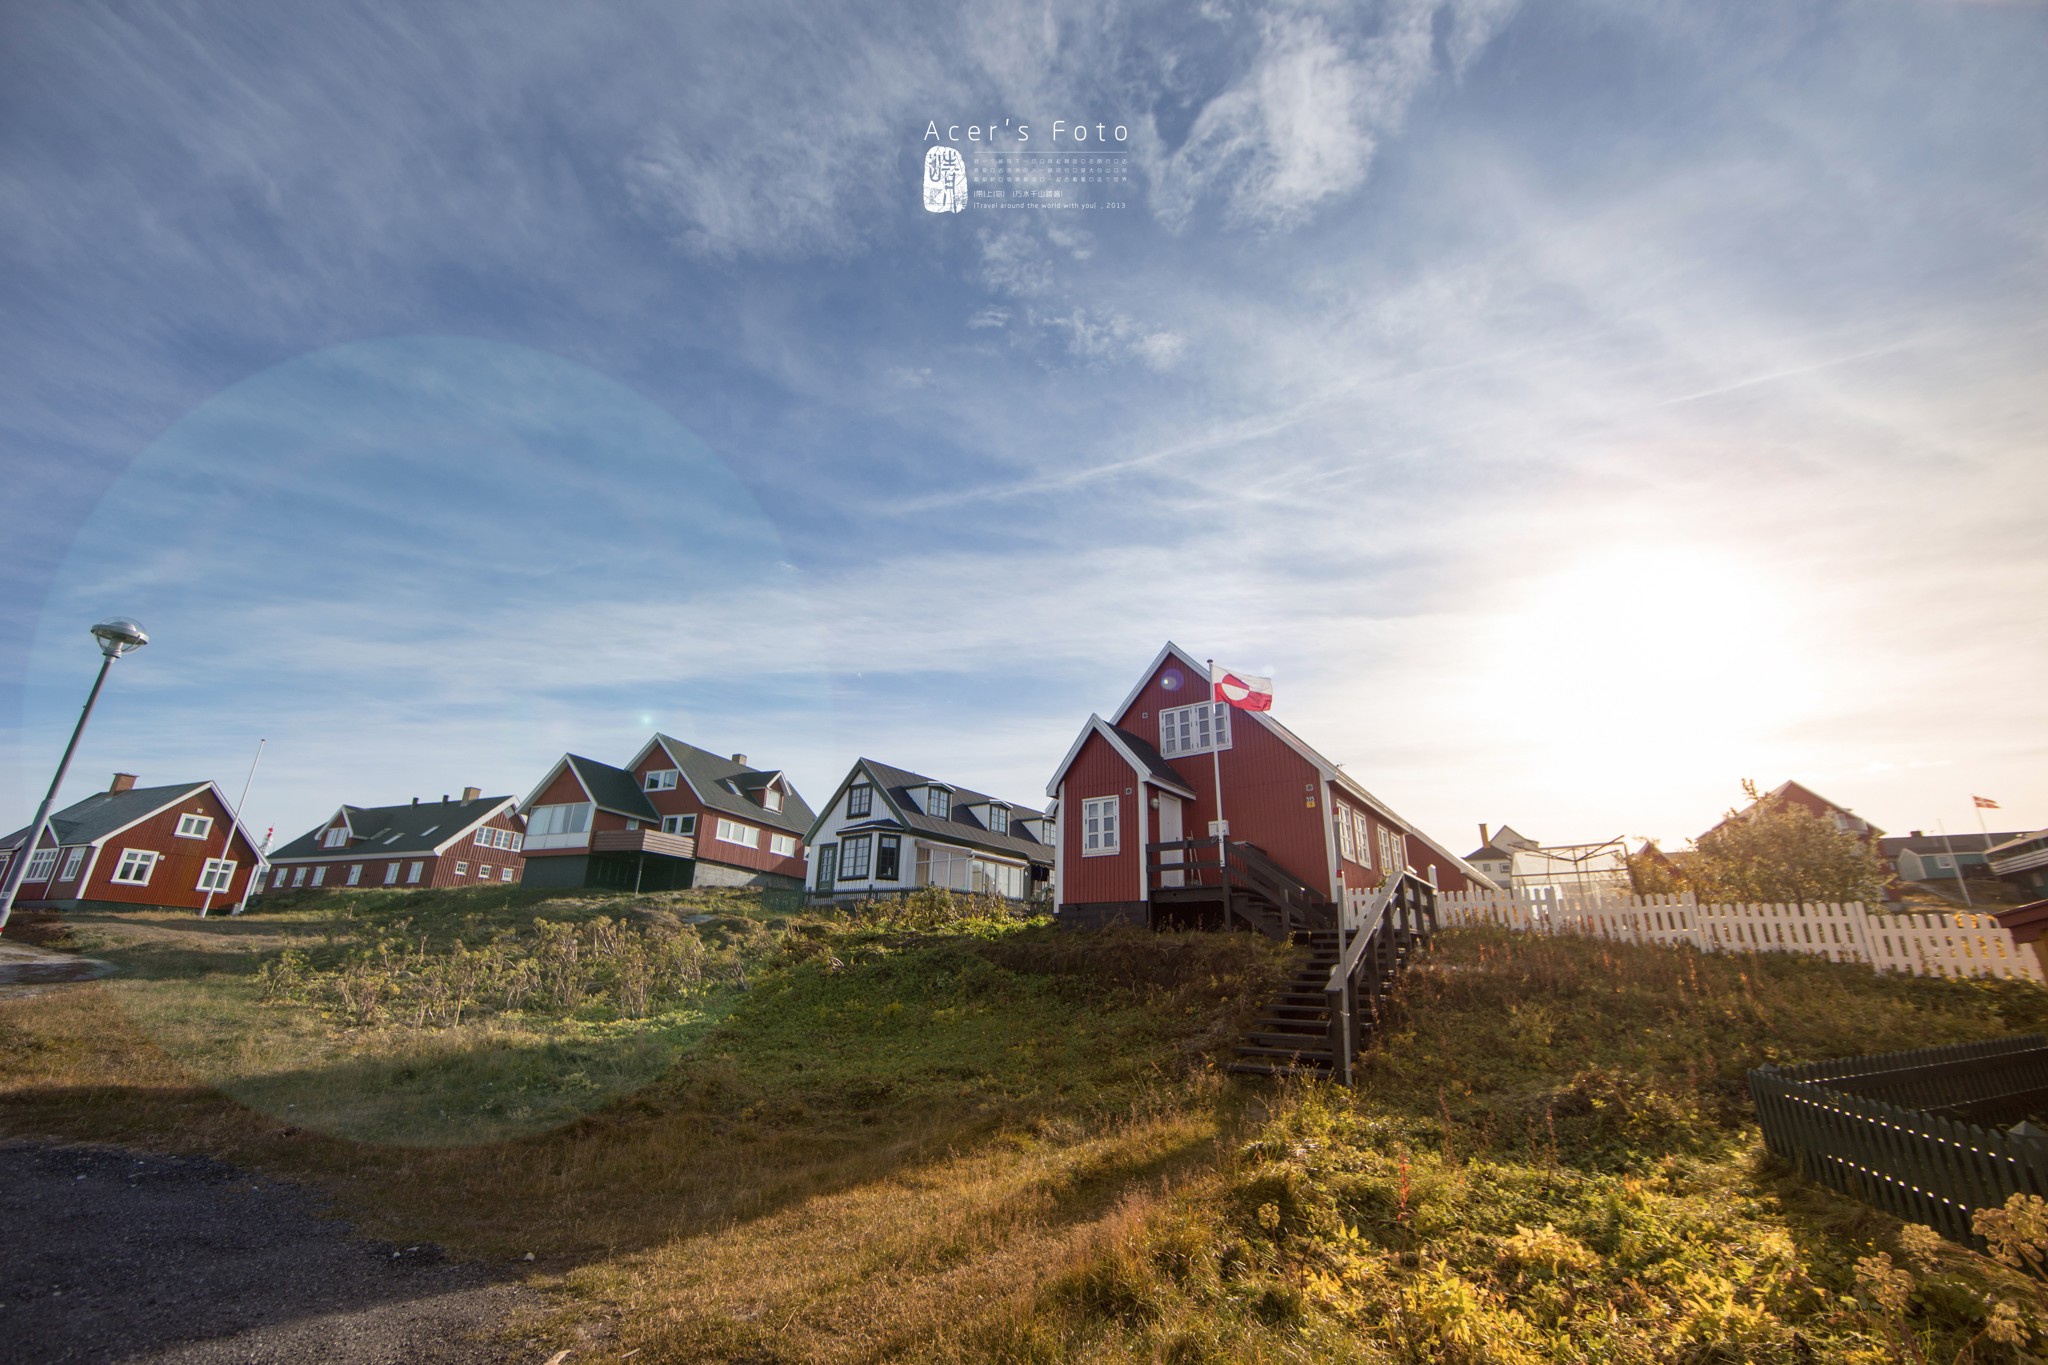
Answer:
644, 769, 679, 791
762, 785, 783, 812
927, 788, 951, 819
418, 826, 439, 838
987, 805, 1009, 835
1159, 702, 1231, 757
847, 785, 872, 818
382, 832, 403, 844
322, 828, 348, 848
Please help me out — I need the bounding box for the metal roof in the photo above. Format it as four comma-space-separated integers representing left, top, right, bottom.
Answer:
270, 795, 518, 861
1, 782, 211, 851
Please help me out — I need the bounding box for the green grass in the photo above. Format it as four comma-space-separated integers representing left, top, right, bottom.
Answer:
10, 896, 2048, 1362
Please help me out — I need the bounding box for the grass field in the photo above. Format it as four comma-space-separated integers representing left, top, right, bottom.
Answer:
6, 889, 2048, 1362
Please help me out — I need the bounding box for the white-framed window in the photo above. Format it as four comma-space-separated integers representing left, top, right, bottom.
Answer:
291, 866, 308, 887
1336, 808, 1357, 863
716, 817, 758, 848
1936, 855, 1953, 869
528, 803, 592, 837
500, 866, 514, 882
57, 848, 85, 881
1082, 797, 1119, 855
510, 831, 523, 851
644, 769, 679, 791
1159, 702, 1231, 757
1378, 827, 1402, 875
661, 814, 697, 836
927, 788, 952, 819
273, 867, 289, 888
310, 865, 326, 887
175, 813, 213, 839
987, 805, 1009, 835
477, 864, 490, 878
406, 862, 424, 884
769, 832, 797, 858
839, 834, 872, 879
847, 785, 872, 818
454, 861, 468, 876
347, 864, 362, 886
762, 786, 783, 812
196, 859, 236, 893
321, 827, 348, 848
24, 848, 61, 883
112, 848, 158, 885
383, 863, 400, 885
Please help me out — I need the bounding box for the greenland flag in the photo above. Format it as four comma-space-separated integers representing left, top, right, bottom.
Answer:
1211, 664, 1274, 711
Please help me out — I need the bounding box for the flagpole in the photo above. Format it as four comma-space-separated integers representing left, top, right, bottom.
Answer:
1206, 660, 1226, 886
1936, 818, 1972, 909
200, 738, 264, 918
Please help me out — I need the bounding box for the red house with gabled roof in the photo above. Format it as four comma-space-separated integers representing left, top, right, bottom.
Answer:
1046, 643, 1493, 936
0, 773, 265, 913
518, 734, 812, 893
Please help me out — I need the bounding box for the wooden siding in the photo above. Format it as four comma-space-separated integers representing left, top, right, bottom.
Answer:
1058, 731, 1142, 905
69, 787, 262, 909
1114, 663, 1332, 899
631, 749, 806, 881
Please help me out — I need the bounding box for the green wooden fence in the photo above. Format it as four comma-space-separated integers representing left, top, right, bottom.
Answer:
1750, 1035, 2048, 1251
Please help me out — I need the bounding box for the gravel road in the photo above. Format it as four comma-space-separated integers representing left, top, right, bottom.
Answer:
0, 1141, 548, 1364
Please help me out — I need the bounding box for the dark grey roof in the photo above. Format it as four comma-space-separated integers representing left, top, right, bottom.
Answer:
1, 782, 210, 852
566, 755, 661, 822
1879, 831, 2027, 858
1464, 845, 1514, 861
849, 759, 1052, 864
656, 735, 814, 836
271, 795, 517, 862
1107, 726, 1198, 796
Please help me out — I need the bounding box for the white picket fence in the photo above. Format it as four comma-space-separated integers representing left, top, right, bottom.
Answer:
1435, 891, 2043, 983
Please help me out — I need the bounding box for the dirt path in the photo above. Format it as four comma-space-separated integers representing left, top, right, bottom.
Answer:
0, 1142, 550, 1364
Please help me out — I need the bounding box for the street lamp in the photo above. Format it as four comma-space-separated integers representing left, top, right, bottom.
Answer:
0, 618, 149, 931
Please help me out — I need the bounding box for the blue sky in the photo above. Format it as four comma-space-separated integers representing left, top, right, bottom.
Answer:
4, 0, 2045, 857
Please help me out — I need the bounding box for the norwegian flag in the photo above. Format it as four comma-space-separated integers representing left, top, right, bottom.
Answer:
1211, 664, 1274, 711
1974, 795, 2000, 810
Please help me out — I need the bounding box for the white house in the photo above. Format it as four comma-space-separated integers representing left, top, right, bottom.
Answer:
803, 759, 1054, 903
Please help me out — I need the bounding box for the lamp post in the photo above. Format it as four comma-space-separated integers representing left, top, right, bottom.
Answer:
0, 618, 149, 932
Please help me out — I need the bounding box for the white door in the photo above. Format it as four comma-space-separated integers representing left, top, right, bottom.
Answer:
1158, 793, 1184, 888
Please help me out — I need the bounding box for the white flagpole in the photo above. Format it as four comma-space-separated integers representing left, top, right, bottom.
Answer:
1936, 817, 1971, 909
201, 738, 264, 918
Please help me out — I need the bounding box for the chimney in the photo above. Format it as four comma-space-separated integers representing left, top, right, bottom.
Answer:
1910, 830, 1923, 838
441, 794, 451, 804
1479, 823, 1490, 848
411, 796, 420, 806
110, 773, 138, 794
462, 786, 481, 802
730, 753, 748, 768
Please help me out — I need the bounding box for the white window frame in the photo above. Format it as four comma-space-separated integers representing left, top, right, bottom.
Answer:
988, 805, 1009, 835
406, 861, 424, 884
24, 848, 61, 883
57, 847, 85, 882
1336, 808, 1357, 863
273, 867, 290, 888
347, 863, 362, 886
454, 861, 468, 876
196, 859, 236, 893
715, 817, 758, 849
112, 848, 159, 886
643, 769, 679, 791
661, 814, 697, 836
175, 813, 214, 840
500, 866, 514, 882
1159, 701, 1231, 757
310, 865, 326, 887
762, 786, 783, 812
383, 863, 400, 885
528, 803, 593, 838
769, 832, 797, 858
292, 865, 307, 887
321, 827, 348, 848
1082, 797, 1119, 855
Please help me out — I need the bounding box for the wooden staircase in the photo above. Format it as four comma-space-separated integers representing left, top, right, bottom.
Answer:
1227, 874, 1436, 1083
1148, 837, 1330, 941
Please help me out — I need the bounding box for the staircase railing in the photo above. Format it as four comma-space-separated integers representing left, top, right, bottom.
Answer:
1324, 873, 1437, 1085
1145, 836, 1326, 937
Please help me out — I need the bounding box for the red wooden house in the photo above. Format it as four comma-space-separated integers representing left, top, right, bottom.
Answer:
263, 787, 526, 893
1046, 643, 1491, 935
519, 734, 812, 893
0, 773, 264, 912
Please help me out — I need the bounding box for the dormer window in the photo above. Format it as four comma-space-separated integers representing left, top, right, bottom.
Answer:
847, 784, 873, 818
926, 788, 951, 819
987, 805, 1009, 835
644, 769, 679, 791
322, 828, 348, 848
763, 785, 783, 813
